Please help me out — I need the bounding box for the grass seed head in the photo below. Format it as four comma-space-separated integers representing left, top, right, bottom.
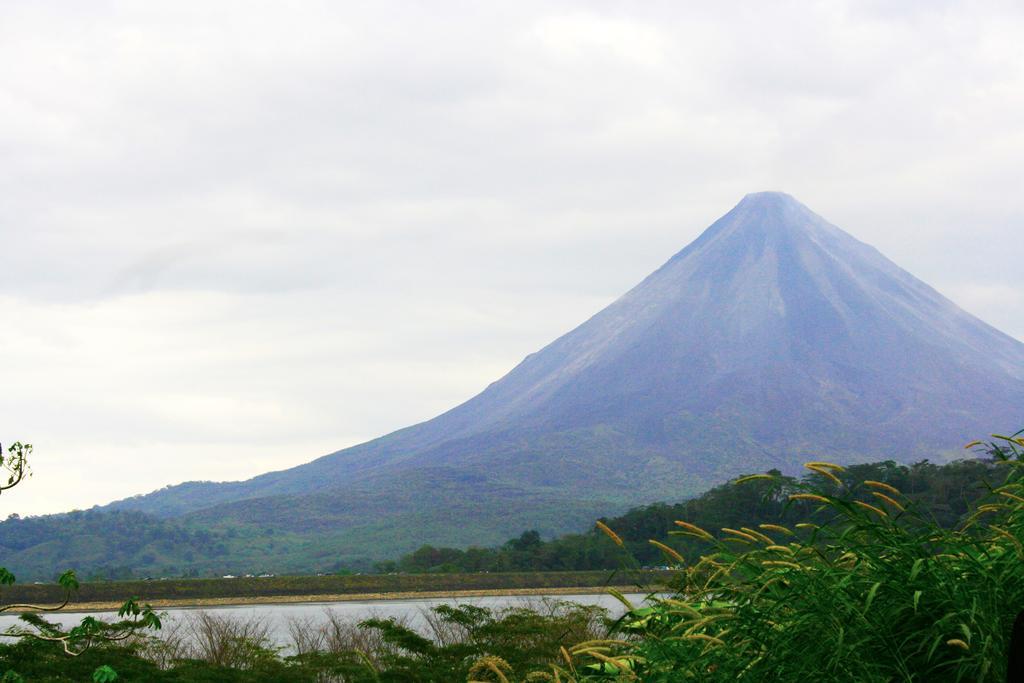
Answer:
789, 493, 831, 504
682, 633, 725, 646
649, 539, 685, 564
765, 545, 794, 555
871, 491, 905, 511
722, 528, 760, 543
469, 656, 513, 683
853, 500, 888, 518
734, 474, 776, 484
864, 480, 902, 496
674, 520, 715, 540
595, 520, 624, 547
804, 463, 843, 486
804, 461, 846, 472
761, 560, 802, 570
741, 527, 775, 544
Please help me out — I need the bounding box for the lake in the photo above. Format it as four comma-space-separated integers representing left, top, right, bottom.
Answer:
0, 592, 650, 650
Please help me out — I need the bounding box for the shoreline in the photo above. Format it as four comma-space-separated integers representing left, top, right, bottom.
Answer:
43, 585, 644, 614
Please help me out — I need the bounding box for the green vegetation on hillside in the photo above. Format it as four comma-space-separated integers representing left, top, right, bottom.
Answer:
0, 452, 1004, 584
0, 471, 619, 581
389, 456, 999, 574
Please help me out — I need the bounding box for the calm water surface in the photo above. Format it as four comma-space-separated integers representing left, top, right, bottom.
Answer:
0, 592, 651, 649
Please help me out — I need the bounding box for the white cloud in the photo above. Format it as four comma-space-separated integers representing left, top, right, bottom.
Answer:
1, 0, 1022, 514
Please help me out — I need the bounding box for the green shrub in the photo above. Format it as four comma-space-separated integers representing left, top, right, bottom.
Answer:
550, 432, 1024, 682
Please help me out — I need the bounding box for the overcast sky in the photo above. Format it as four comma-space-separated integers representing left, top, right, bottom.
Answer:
1, 1, 1022, 516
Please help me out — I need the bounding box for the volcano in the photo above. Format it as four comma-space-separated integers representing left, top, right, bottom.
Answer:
105, 192, 1024, 558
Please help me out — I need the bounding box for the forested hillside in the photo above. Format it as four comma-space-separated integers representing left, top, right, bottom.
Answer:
0, 454, 1002, 582
388, 457, 1000, 573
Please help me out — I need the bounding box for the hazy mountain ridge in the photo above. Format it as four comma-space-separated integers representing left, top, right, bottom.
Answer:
16, 191, 1005, 573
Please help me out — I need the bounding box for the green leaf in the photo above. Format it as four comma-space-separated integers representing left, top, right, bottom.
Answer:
92, 665, 118, 683
0, 568, 16, 586
913, 590, 922, 613
57, 570, 79, 593
117, 598, 140, 618
140, 606, 162, 631
607, 588, 636, 611
927, 634, 943, 661
864, 581, 881, 612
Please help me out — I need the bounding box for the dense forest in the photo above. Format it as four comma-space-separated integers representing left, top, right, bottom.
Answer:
0, 509, 240, 581
387, 457, 998, 574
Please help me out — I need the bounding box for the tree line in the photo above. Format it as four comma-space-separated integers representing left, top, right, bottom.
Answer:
386, 457, 999, 574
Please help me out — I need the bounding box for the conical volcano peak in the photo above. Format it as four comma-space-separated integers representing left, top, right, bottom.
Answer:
676, 191, 843, 268
740, 190, 800, 206
691, 190, 848, 253
733, 191, 821, 230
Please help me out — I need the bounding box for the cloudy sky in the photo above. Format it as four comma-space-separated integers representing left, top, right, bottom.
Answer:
1, 1, 1021, 516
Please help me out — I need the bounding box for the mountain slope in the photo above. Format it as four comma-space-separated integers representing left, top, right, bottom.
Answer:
108, 192, 1024, 527
0, 472, 617, 580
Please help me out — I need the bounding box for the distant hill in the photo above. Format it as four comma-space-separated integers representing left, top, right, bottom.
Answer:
3, 192, 1022, 578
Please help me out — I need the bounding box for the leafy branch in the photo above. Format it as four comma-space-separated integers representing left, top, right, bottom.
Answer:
4, 598, 162, 657
0, 440, 161, 677
0, 442, 30, 496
